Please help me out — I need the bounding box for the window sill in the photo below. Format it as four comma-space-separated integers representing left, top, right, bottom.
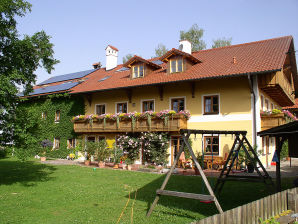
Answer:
203, 113, 219, 115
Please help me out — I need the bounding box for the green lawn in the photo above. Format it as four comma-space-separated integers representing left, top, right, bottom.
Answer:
0, 158, 295, 224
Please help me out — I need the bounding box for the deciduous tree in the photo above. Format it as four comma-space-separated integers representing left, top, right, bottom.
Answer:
0, 0, 59, 154
180, 24, 206, 51
212, 37, 232, 48
155, 43, 168, 57
122, 54, 133, 63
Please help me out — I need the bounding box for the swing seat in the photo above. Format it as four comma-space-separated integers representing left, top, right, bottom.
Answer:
200, 200, 213, 204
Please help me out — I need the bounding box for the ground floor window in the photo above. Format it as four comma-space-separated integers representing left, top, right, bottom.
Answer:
67, 139, 76, 149
54, 137, 60, 149
87, 136, 96, 142
204, 136, 219, 155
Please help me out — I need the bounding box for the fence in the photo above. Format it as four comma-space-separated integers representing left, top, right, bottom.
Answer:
193, 187, 298, 224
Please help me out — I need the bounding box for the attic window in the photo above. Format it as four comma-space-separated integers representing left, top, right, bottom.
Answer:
132, 65, 144, 78
170, 58, 183, 73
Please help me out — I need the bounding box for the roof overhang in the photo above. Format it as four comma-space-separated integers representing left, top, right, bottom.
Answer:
160, 48, 201, 64
123, 55, 162, 69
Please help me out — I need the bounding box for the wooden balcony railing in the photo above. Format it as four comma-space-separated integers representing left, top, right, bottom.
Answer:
261, 113, 286, 131
74, 114, 187, 133
258, 71, 295, 107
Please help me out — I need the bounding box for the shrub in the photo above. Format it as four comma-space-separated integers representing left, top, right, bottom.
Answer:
95, 140, 111, 162
0, 147, 7, 159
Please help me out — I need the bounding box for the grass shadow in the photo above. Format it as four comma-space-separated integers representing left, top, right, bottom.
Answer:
130, 173, 296, 218
0, 158, 56, 187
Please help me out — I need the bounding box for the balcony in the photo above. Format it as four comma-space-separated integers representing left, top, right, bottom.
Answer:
260, 113, 286, 131
73, 114, 188, 133
258, 71, 295, 107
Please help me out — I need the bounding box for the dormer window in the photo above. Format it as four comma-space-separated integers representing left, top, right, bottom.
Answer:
132, 65, 144, 78
170, 58, 183, 73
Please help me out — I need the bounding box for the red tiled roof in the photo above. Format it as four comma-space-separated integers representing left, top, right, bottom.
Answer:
70, 36, 295, 94
284, 98, 298, 109
106, 45, 118, 51
160, 48, 201, 63
123, 55, 162, 69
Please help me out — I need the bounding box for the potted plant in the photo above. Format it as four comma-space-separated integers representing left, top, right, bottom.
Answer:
85, 141, 97, 166
125, 158, 134, 170
40, 139, 53, 161
96, 140, 111, 168
113, 147, 123, 169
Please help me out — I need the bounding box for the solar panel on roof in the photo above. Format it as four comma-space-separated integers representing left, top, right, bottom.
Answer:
116, 67, 129, 72
19, 82, 80, 96
152, 60, 163, 65
98, 76, 111, 82
38, 69, 96, 85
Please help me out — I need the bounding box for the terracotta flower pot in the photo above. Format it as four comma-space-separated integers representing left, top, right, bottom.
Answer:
40, 157, 46, 162
84, 160, 91, 166
98, 161, 105, 168
113, 164, 119, 169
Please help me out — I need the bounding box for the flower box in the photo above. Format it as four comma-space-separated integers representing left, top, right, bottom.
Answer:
73, 114, 187, 133
261, 113, 286, 131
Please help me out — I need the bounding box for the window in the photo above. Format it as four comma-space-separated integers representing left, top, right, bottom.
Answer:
142, 100, 154, 112
265, 99, 269, 111
55, 110, 60, 122
54, 138, 60, 149
87, 136, 96, 142
98, 136, 105, 142
41, 112, 47, 119
132, 65, 144, 78
204, 136, 219, 155
116, 102, 127, 113
67, 139, 75, 149
170, 58, 183, 73
204, 95, 219, 114
171, 98, 185, 112
96, 104, 106, 115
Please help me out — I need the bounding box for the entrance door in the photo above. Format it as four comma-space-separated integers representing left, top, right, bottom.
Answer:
171, 136, 183, 165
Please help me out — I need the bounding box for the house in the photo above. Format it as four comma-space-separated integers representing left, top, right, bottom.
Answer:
23, 36, 298, 167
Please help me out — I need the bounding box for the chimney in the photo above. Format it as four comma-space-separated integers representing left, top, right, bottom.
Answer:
105, 45, 118, 70
179, 40, 192, 54
92, 62, 102, 69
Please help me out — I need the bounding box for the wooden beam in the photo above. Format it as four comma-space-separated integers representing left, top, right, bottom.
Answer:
191, 82, 195, 98
86, 94, 92, 107
126, 89, 132, 103
158, 85, 164, 101
180, 129, 247, 135
156, 190, 214, 201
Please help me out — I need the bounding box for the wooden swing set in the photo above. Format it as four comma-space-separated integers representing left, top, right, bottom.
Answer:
147, 129, 274, 217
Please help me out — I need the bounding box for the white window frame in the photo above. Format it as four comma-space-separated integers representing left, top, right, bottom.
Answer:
169, 96, 186, 111
115, 101, 128, 113
202, 93, 220, 115
94, 103, 107, 115
141, 99, 155, 112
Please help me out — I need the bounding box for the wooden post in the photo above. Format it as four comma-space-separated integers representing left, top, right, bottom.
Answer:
183, 135, 223, 214
276, 137, 282, 192
146, 134, 187, 217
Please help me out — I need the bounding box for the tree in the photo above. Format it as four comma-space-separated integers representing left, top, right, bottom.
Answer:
122, 54, 133, 63
0, 0, 59, 155
155, 43, 168, 57
180, 24, 206, 52
212, 37, 232, 49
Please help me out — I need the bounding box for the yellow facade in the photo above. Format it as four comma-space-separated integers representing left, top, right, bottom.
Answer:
82, 76, 259, 165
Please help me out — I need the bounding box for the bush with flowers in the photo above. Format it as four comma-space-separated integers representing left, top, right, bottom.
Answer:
116, 134, 142, 161
141, 132, 169, 165
260, 109, 297, 122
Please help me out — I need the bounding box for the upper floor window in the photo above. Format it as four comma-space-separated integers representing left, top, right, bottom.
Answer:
265, 99, 269, 111
116, 102, 127, 113
142, 100, 154, 112
170, 58, 183, 73
204, 136, 219, 155
204, 95, 219, 115
132, 65, 144, 78
41, 112, 47, 119
55, 110, 60, 122
171, 98, 185, 113
96, 104, 106, 115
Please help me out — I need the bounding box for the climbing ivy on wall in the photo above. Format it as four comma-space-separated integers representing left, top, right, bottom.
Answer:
18, 94, 85, 158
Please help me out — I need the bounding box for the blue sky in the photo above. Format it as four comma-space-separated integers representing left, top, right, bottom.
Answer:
17, 0, 298, 84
